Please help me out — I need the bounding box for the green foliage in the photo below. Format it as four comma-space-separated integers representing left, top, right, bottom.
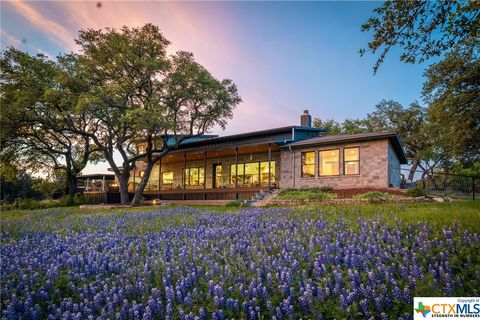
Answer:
319, 186, 333, 193
423, 47, 480, 163
276, 188, 337, 201
0, 172, 45, 203
452, 162, 480, 178
360, 3, 479, 169
353, 191, 393, 203
226, 200, 245, 207
311, 119, 343, 135
1, 194, 88, 211
312, 117, 369, 135
360, 1, 479, 73
32, 177, 65, 199
0, 48, 96, 200
406, 187, 427, 197
72, 24, 241, 204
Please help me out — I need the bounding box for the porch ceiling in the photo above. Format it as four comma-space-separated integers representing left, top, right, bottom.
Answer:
144, 143, 279, 164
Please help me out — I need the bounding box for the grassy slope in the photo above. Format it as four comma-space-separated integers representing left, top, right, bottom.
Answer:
1, 201, 479, 233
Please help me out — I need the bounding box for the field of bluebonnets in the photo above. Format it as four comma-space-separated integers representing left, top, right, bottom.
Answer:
1, 202, 480, 319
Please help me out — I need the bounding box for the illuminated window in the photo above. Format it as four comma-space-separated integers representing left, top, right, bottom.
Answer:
260, 161, 275, 184
319, 149, 339, 176
230, 164, 244, 185
138, 145, 145, 153
244, 162, 260, 186
344, 147, 359, 175
301, 152, 315, 177
231, 161, 275, 186
146, 166, 160, 191
139, 170, 145, 177
162, 172, 173, 185
184, 167, 205, 186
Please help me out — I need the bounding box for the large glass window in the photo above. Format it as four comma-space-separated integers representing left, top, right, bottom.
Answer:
244, 162, 260, 186
184, 167, 205, 186
146, 166, 160, 191
319, 149, 339, 176
231, 161, 275, 187
230, 164, 244, 186
260, 161, 275, 184
301, 152, 315, 177
344, 147, 359, 175
162, 172, 174, 189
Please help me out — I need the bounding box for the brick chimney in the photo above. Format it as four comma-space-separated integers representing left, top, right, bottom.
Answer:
300, 109, 312, 127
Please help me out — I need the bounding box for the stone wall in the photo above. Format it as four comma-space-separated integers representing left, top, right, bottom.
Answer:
279, 139, 392, 189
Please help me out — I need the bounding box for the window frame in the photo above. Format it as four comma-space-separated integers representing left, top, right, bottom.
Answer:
184, 167, 205, 187
161, 171, 174, 186
301, 151, 316, 178
230, 160, 276, 186
343, 147, 360, 175
318, 148, 340, 177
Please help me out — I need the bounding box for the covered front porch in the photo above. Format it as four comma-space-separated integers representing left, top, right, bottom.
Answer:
129, 143, 280, 200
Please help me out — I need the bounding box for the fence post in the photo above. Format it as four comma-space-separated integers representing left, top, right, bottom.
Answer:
473, 177, 476, 201
444, 175, 447, 197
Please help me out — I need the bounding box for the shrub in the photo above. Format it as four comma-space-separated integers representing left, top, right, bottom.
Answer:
276, 188, 337, 201
226, 200, 245, 207
353, 191, 393, 203
320, 186, 333, 193
406, 187, 427, 197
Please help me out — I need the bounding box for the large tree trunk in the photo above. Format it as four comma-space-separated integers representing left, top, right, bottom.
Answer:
131, 162, 154, 206
104, 153, 131, 204
118, 174, 130, 204
408, 156, 420, 182
66, 173, 77, 203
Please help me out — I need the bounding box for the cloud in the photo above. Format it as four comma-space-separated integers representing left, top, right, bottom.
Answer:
5, 1, 77, 51
1, 28, 53, 57
0, 28, 22, 48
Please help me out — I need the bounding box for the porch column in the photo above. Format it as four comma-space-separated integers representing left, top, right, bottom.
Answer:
235, 147, 239, 188
183, 153, 187, 200
268, 143, 271, 191
133, 168, 136, 192
158, 158, 161, 191
183, 153, 187, 190
102, 175, 106, 192
203, 151, 207, 189
204, 151, 207, 200
86, 178, 89, 192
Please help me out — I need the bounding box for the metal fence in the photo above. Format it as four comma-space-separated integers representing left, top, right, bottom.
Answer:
401, 169, 478, 200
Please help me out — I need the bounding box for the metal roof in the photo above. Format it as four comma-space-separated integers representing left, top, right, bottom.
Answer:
77, 173, 116, 179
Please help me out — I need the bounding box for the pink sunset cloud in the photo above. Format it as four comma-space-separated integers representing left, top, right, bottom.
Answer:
3, 1, 295, 136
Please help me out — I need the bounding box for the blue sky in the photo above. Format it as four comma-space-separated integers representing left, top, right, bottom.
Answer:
1, 1, 430, 174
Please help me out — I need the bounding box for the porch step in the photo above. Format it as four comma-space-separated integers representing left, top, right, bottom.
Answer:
249, 189, 280, 207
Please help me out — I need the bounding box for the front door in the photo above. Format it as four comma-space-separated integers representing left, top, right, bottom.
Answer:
213, 163, 222, 188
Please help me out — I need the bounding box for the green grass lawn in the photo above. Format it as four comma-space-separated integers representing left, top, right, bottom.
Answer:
275, 188, 338, 200
2, 200, 479, 234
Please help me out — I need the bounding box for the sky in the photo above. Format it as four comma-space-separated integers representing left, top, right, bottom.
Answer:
1, 1, 430, 174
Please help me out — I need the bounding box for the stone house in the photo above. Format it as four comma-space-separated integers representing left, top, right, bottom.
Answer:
86, 111, 407, 201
